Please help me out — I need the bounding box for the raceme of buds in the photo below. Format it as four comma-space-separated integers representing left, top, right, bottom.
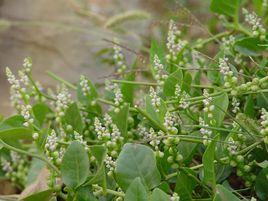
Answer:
149, 87, 161, 112
261, 108, 268, 144
199, 117, 212, 145
80, 75, 91, 96
21, 104, 34, 127
219, 57, 238, 88
55, 85, 72, 121
164, 112, 178, 134
166, 20, 187, 60
113, 42, 127, 74
153, 55, 168, 85
202, 89, 214, 121
242, 8, 266, 40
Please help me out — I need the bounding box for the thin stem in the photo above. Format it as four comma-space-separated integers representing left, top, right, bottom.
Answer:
47, 71, 76, 90
92, 185, 125, 197
0, 139, 60, 175
97, 98, 117, 107
111, 79, 158, 86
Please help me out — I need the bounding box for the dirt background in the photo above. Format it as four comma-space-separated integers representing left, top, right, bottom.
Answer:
0, 0, 207, 116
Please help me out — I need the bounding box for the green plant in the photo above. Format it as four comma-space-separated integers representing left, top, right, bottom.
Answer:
0, 0, 268, 200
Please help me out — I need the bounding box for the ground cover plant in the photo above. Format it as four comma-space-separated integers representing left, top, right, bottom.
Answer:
0, 0, 268, 200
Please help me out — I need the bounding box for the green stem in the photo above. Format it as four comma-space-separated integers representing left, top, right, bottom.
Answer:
111, 79, 158, 86
92, 185, 124, 197
47, 71, 76, 90
135, 107, 168, 132
97, 98, 117, 107
0, 139, 60, 175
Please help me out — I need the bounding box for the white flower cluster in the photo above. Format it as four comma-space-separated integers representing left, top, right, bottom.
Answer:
149, 87, 161, 112
167, 20, 187, 58
231, 97, 240, 114
1, 158, 12, 173
141, 127, 164, 157
21, 105, 34, 127
242, 9, 266, 40
219, 57, 238, 88
18, 70, 30, 86
164, 112, 178, 134
74, 131, 88, 150
199, 117, 212, 145
45, 130, 58, 152
260, 108, 268, 144
202, 90, 214, 120
55, 85, 71, 120
153, 55, 168, 85
22, 57, 32, 73
105, 81, 123, 106
94, 117, 110, 140
113, 43, 126, 74
104, 155, 116, 174
175, 84, 190, 109
111, 124, 123, 143
6, 67, 23, 110
170, 192, 180, 201
263, 0, 268, 7
221, 35, 235, 53
227, 137, 239, 155
80, 75, 90, 96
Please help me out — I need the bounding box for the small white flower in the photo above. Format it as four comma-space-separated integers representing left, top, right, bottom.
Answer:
45, 130, 58, 152
149, 87, 161, 112
23, 57, 32, 73
167, 20, 187, 58
231, 97, 240, 114
80, 75, 90, 96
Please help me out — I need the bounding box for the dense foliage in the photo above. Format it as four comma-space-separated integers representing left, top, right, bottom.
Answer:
0, 0, 268, 200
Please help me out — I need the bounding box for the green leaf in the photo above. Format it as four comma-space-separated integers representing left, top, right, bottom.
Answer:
109, 103, 129, 138
61, 141, 89, 189
32, 103, 52, 127
234, 37, 267, 56
26, 158, 45, 186
145, 95, 167, 125
89, 145, 107, 166
125, 177, 148, 201
64, 103, 84, 133
150, 40, 165, 77
206, 93, 229, 126
74, 186, 98, 201
163, 69, 183, 97
213, 184, 240, 201
121, 72, 136, 105
0, 115, 32, 140
210, 0, 240, 18
181, 72, 192, 94
115, 143, 161, 191
175, 168, 197, 201
255, 167, 268, 200
22, 189, 53, 201
244, 95, 256, 118
203, 135, 219, 192
257, 92, 268, 110
151, 188, 169, 201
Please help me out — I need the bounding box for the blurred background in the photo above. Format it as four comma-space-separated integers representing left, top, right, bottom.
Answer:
0, 0, 210, 117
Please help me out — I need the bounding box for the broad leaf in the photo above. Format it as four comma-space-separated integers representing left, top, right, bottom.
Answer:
22, 189, 53, 201
64, 103, 84, 133
151, 188, 169, 201
74, 186, 98, 201
163, 69, 183, 97
234, 37, 267, 56
115, 143, 161, 190
175, 168, 197, 201
255, 167, 268, 200
0, 115, 32, 140
210, 0, 240, 18
125, 177, 148, 201
61, 141, 89, 189
205, 93, 229, 126
109, 103, 129, 138
213, 184, 240, 201
32, 103, 52, 127
203, 135, 219, 192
